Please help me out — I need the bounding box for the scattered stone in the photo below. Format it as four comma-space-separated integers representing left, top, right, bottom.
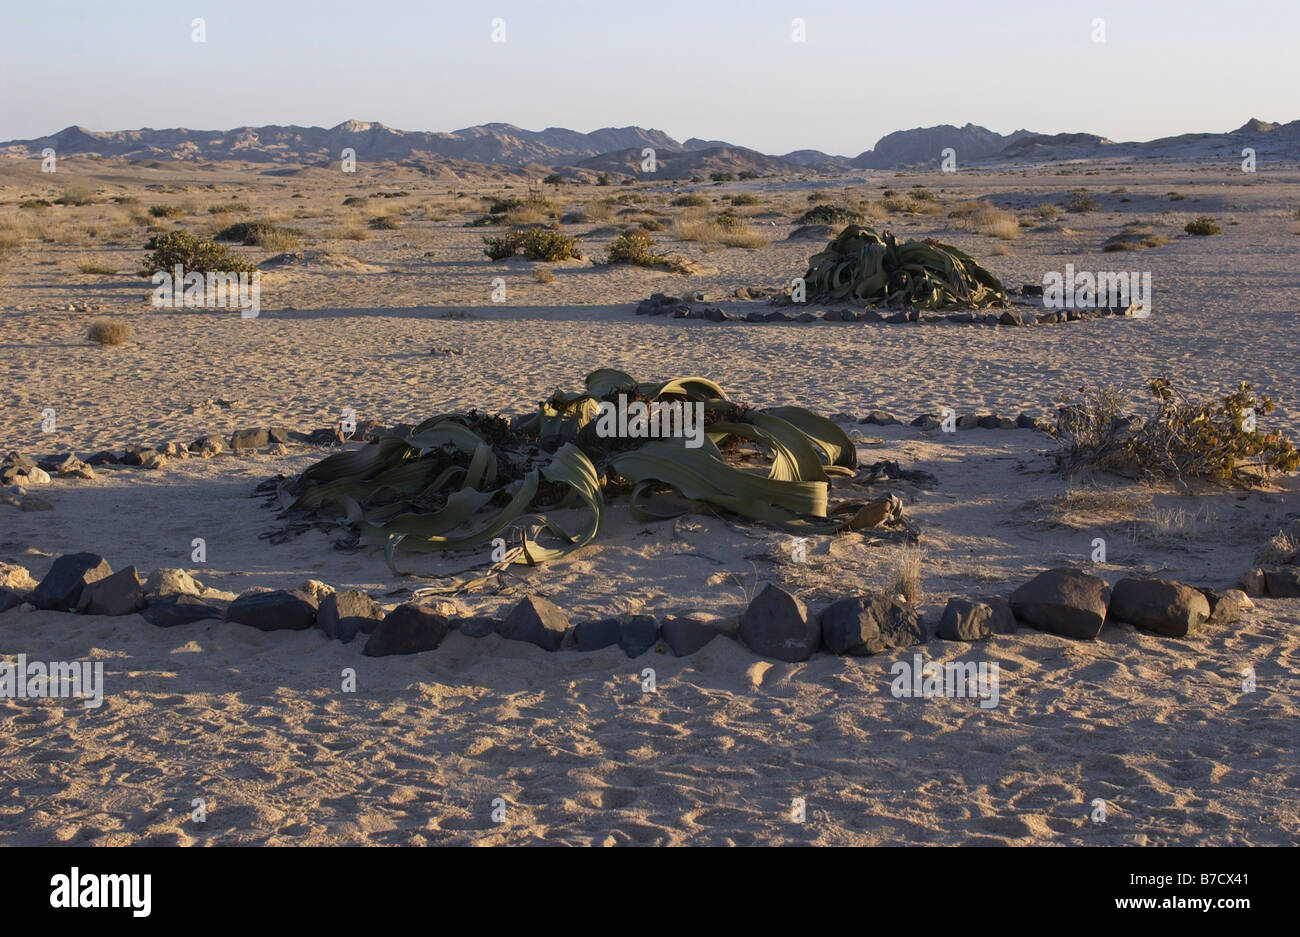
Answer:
1015, 413, 1038, 429
1108, 578, 1210, 637
189, 434, 227, 457
937, 598, 998, 642
1021, 284, 1045, 297
267, 426, 291, 444
76, 565, 145, 616
498, 595, 571, 651
0, 563, 37, 593
999, 310, 1023, 326
956, 414, 980, 430
456, 615, 499, 638
739, 584, 817, 662
1010, 568, 1109, 640
765, 311, 792, 322
978, 415, 1017, 429
820, 593, 923, 655
141, 594, 224, 628
143, 453, 168, 470
786, 224, 833, 241
859, 309, 884, 322
267, 443, 288, 456
795, 312, 817, 323
85, 450, 119, 466
1, 452, 37, 484
30, 552, 112, 611
144, 567, 204, 598
911, 414, 942, 431
364, 603, 450, 656
745, 311, 766, 323
574, 617, 621, 652
230, 428, 269, 451
317, 589, 384, 643
0, 588, 25, 613
119, 447, 156, 466
886, 311, 909, 324
978, 595, 1017, 634
297, 579, 335, 604
660, 614, 730, 656
1240, 567, 1267, 596
1264, 566, 1300, 598
861, 410, 901, 426
225, 588, 317, 631
1198, 588, 1252, 626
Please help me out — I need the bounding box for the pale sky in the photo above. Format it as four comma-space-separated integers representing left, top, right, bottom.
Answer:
1, 0, 1295, 155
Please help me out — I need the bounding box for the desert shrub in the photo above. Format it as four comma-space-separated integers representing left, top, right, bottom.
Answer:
709, 171, 736, 182
1066, 190, 1098, 213
606, 230, 665, 267
1035, 203, 1058, 219
20, 198, 52, 209
215, 221, 301, 248
369, 215, 401, 230
208, 202, 250, 214
720, 224, 769, 249
87, 318, 130, 346
738, 170, 759, 180
342, 196, 367, 206
76, 258, 117, 275
807, 191, 829, 203
482, 227, 582, 261
112, 195, 140, 205
532, 267, 556, 284
543, 173, 566, 185
1102, 224, 1168, 252
948, 201, 1019, 239
670, 213, 723, 244
715, 212, 741, 229
1168, 192, 1186, 201
729, 193, 760, 206
148, 204, 184, 218
139, 231, 257, 276
671, 194, 707, 207
798, 204, 861, 225
1054, 380, 1298, 487
887, 545, 923, 602
596, 173, 612, 186
55, 186, 96, 206
616, 193, 647, 205
1184, 216, 1220, 236
880, 193, 940, 215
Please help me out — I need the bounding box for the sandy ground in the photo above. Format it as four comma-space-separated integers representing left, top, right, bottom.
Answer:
0, 159, 1297, 844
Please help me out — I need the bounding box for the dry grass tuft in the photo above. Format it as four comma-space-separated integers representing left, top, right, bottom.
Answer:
87, 318, 130, 346
887, 545, 923, 603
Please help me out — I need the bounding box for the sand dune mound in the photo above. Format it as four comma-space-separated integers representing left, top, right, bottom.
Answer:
259, 250, 385, 273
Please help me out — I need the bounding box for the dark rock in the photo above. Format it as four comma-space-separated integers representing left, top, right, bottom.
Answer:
226, 589, 317, 631
820, 593, 923, 655
821, 309, 847, 322
1108, 578, 1211, 637
765, 311, 792, 322
746, 311, 766, 323
1, 452, 37, 483
1, 587, 26, 613
499, 595, 571, 651
307, 427, 346, 445
947, 312, 975, 323
1264, 566, 1300, 598
1021, 284, 1045, 297
456, 615, 499, 638
317, 589, 384, 643
1015, 413, 1037, 429
937, 598, 997, 642
141, 594, 223, 628
739, 584, 817, 662
859, 309, 884, 322
704, 307, 728, 322
76, 566, 145, 616
886, 312, 909, 324
30, 552, 113, 611
364, 603, 450, 656
619, 614, 659, 657
1010, 568, 1109, 640
861, 410, 901, 426
85, 450, 119, 466
660, 615, 730, 656
574, 617, 621, 652
978, 595, 1017, 634
229, 428, 269, 450
956, 414, 980, 430
267, 425, 291, 445
119, 446, 156, 466
188, 434, 227, 455
982, 313, 1000, 325
999, 310, 1022, 326
1038, 312, 1061, 324
795, 312, 817, 323
1197, 587, 1251, 626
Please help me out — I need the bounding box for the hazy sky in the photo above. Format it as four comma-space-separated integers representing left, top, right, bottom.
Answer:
2, 0, 1295, 155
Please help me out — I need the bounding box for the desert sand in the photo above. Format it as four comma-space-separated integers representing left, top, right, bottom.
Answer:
1, 158, 1297, 844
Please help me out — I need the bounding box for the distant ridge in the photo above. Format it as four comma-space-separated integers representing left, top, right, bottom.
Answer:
3, 118, 1296, 174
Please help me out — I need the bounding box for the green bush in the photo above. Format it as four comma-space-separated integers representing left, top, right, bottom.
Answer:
148, 204, 183, 218
482, 227, 582, 261
671, 194, 707, 207
798, 204, 861, 225
55, 186, 95, 206
729, 193, 760, 206
214, 222, 302, 246
1066, 190, 1098, 213
596, 173, 612, 186
606, 231, 665, 267
369, 215, 401, 230
139, 231, 257, 277
1184, 217, 1220, 236
1054, 380, 1298, 487
738, 170, 759, 180
543, 173, 566, 185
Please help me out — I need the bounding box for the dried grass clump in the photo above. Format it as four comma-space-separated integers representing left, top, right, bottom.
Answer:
887, 545, 923, 603
87, 318, 130, 346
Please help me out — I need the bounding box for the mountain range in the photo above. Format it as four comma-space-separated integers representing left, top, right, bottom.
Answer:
3, 118, 1296, 176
